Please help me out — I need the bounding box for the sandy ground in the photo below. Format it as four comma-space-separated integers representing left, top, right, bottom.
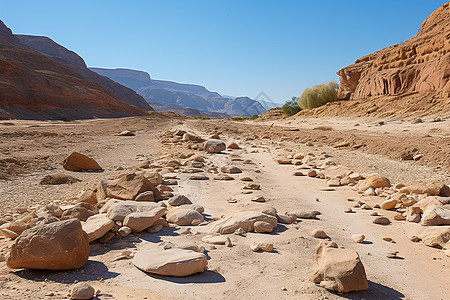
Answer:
0, 115, 449, 299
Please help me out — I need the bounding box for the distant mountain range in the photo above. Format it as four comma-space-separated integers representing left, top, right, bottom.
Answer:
0, 20, 150, 120
0, 18, 268, 120
90, 68, 267, 117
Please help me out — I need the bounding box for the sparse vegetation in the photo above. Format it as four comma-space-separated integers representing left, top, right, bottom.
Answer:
188, 116, 210, 120
148, 110, 157, 115
230, 117, 247, 121
282, 97, 301, 116
250, 115, 259, 120
298, 81, 338, 110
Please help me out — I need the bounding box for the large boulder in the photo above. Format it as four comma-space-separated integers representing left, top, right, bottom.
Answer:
311, 241, 368, 292
166, 209, 204, 226
421, 205, 450, 226
412, 196, 450, 215
123, 207, 167, 232
133, 248, 207, 276
182, 133, 205, 143
208, 211, 277, 234
81, 214, 114, 242
106, 201, 166, 222
7, 219, 89, 270
97, 172, 161, 201
408, 226, 450, 248
400, 182, 450, 197
358, 174, 391, 192
63, 152, 102, 172
168, 195, 192, 206
204, 140, 226, 153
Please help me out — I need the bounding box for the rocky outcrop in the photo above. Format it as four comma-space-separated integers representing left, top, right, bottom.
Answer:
0, 20, 149, 120
16, 35, 153, 111
337, 2, 450, 100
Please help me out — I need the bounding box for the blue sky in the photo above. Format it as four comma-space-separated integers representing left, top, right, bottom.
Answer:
1, 0, 446, 104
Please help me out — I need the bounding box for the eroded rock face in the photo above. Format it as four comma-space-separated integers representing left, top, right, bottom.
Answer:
133, 248, 207, 277
337, 2, 450, 100
311, 241, 368, 292
7, 219, 89, 270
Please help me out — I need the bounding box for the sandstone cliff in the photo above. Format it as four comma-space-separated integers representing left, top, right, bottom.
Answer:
0, 20, 149, 120
337, 2, 450, 100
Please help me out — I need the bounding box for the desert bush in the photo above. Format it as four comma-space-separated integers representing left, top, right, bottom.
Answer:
282, 97, 301, 116
298, 81, 338, 109
148, 110, 156, 115
250, 115, 259, 120
231, 117, 248, 121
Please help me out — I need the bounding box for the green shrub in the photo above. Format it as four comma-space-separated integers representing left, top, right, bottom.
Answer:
231, 117, 248, 121
250, 115, 259, 120
148, 110, 157, 115
298, 81, 338, 110
282, 97, 302, 116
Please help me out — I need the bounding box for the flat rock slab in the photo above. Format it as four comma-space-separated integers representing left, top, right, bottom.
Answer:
82, 214, 114, 242
133, 248, 207, 277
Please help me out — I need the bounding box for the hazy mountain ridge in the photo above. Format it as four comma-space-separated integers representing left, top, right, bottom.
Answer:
90, 67, 267, 117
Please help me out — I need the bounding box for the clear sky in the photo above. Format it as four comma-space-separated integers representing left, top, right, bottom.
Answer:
1, 0, 447, 104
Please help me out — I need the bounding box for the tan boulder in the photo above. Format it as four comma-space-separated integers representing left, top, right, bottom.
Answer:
221, 166, 242, 174
381, 199, 398, 210
78, 190, 97, 205
204, 139, 226, 153
106, 201, 166, 222
323, 165, 352, 180
7, 219, 89, 270
227, 142, 241, 149
133, 248, 207, 276
71, 282, 95, 300
254, 221, 274, 233
135, 191, 155, 202
408, 226, 450, 248
202, 235, 231, 245
208, 211, 277, 234
0, 221, 29, 236
123, 206, 167, 232
81, 214, 114, 242
358, 174, 391, 192
400, 182, 450, 196
311, 241, 368, 292
168, 195, 192, 206
63, 152, 102, 172
166, 209, 204, 226
412, 196, 450, 213
97, 172, 161, 201
421, 205, 450, 226
182, 133, 205, 143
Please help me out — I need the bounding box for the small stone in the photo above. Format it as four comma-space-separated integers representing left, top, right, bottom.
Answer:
251, 196, 266, 202
373, 216, 391, 225
307, 170, 317, 177
386, 251, 399, 259
382, 237, 394, 242
293, 171, 304, 176
344, 208, 353, 213
118, 226, 132, 237
311, 229, 328, 238
352, 234, 365, 243
71, 282, 95, 300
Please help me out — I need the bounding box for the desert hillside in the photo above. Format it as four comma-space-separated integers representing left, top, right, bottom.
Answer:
0, 21, 149, 120
298, 2, 449, 119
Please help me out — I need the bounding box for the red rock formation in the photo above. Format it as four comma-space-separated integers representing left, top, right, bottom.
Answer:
337, 2, 450, 100
0, 20, 149, 120
16, 35, 153, 111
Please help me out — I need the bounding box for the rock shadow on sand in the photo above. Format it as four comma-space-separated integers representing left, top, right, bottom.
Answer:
145, 270, 226, 284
